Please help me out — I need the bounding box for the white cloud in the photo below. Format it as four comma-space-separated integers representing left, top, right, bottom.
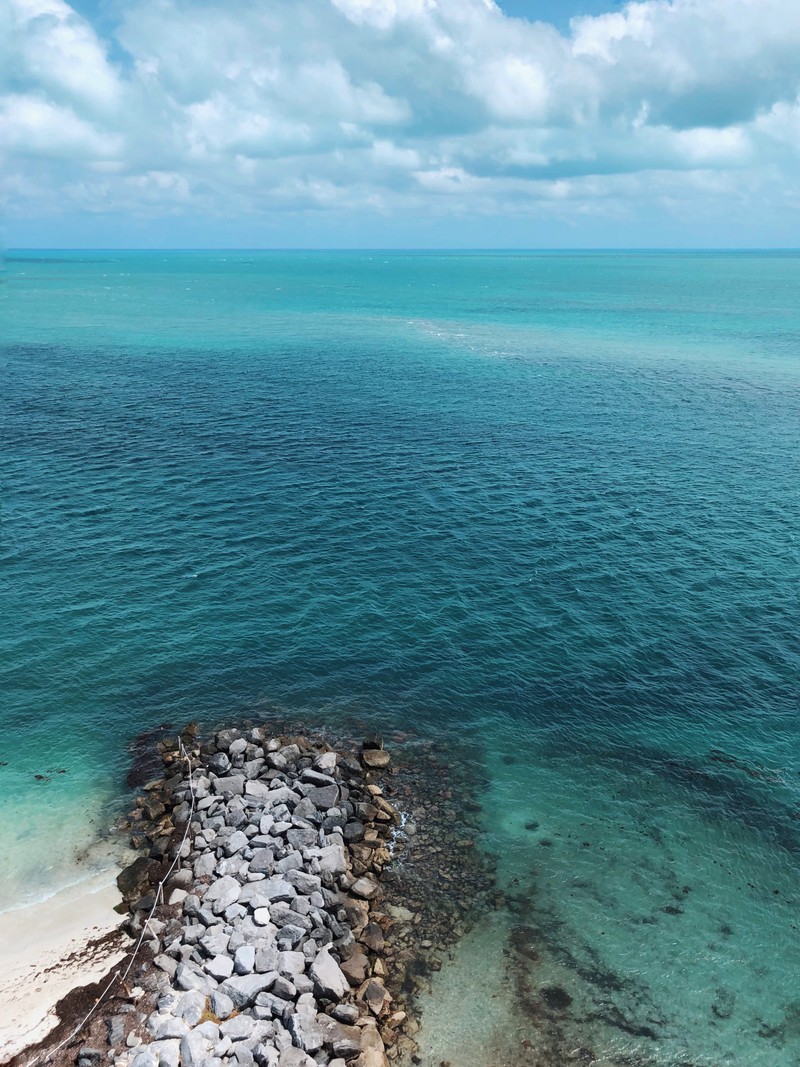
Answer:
2, 0, 121, 114
0, 93, 121, 159
1, 0, 800, 237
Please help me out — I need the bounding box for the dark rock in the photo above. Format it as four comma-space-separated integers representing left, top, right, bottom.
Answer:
106, 1015, 127, 1048
712, 987, 736, 1019
330, 1004, 359, 1025
307, 785, 339, 810
301, 770, 337, 788
540, 985, 573, 1010
117, 856, 154, 901
208, 752, 232, 776
212, 774, 246, 796
287, 828, 318, 850
361, 923, 384, 953
340, 950, 369, 987
77, 1048, 104, 1067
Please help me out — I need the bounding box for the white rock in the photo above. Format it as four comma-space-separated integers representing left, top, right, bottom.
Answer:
150, 1039, 180, 1067
221, 1014, 257, 1041
153, 1015, 190, 1040
129, 1051, 158, 1067
205, 954, 234, 980
179, 1021, 220, 1067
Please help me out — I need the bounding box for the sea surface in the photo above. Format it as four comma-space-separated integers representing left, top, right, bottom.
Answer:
1, 249, 799, 1065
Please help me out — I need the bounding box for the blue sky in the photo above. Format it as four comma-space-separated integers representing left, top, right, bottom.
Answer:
2, 0, 800, 248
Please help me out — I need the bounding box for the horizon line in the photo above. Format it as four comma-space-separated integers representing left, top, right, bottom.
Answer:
5, 246, 800, 254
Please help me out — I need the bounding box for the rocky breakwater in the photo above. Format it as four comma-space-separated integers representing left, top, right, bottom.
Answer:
116, 728, 408, 1067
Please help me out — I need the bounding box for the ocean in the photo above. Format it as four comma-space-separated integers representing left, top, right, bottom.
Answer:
1, 249, 799, 1065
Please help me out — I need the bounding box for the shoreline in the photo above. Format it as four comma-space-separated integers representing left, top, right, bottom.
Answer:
0, 871, 128, 1063
8, 722, 498, 1067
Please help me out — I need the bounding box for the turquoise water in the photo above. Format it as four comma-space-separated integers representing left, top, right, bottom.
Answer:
2, 251, 799, 1064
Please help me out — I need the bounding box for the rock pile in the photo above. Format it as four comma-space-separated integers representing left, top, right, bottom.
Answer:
11, 723, 500, 1067
115, 727, 409, 1067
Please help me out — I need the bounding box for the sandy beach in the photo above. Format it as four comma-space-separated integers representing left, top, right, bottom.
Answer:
0, 872, 127, 1063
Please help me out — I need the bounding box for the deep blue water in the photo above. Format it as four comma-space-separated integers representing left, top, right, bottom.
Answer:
2, 251, 799, 1064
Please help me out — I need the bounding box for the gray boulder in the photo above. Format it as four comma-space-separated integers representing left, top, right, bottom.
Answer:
175, 962, 217, 995
278, 950, 305, 977
273, 853, 303, 875
288, 1013, 324, 1054
286, 828, 317, 850
249, 848, 275, 874
278, 1047, 315, 1067
205, 954, 234, 981
207, 752, 231, 776
203, 875, 241, 914
255, 944, 280, 973
173, 989, 207, 1025
285, 870, 321, 895
179, 1021, 220, 1067
220, 1014, 257, 1041
254, 877, 296, 904
309, 948, 349, 1000
306, 785, 339, 810
221, 972, 279, 1009
212, 774, 246, 796
153, 1015, 189, 1040
225, 830, 250, 855
211, 989, 236, 1020
313, 845, 347, 876
129, 1051, 159, 1067
149, 1040, 180, 1067
234, 944, 256, 974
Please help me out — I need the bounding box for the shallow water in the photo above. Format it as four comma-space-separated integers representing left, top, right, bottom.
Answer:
2, 250, 799, 1063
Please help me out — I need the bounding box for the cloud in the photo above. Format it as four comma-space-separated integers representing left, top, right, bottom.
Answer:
2, 0, 800, 239
2, 0, 121, 114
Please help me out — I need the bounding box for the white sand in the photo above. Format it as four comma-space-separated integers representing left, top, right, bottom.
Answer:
0, 871, 127, 1063
411, 911, 527, 1067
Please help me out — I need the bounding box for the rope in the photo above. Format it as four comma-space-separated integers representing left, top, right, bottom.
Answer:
31, 738, 198, 1066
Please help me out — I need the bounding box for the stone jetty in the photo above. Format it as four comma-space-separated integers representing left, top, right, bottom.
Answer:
11, 723, 497, 1067
114, 727, 408, 1067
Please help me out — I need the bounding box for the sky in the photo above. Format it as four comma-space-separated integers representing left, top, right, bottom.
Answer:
2, 0, 800, 248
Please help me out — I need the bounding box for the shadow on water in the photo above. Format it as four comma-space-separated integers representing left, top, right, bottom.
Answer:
600, 739, 800, 856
